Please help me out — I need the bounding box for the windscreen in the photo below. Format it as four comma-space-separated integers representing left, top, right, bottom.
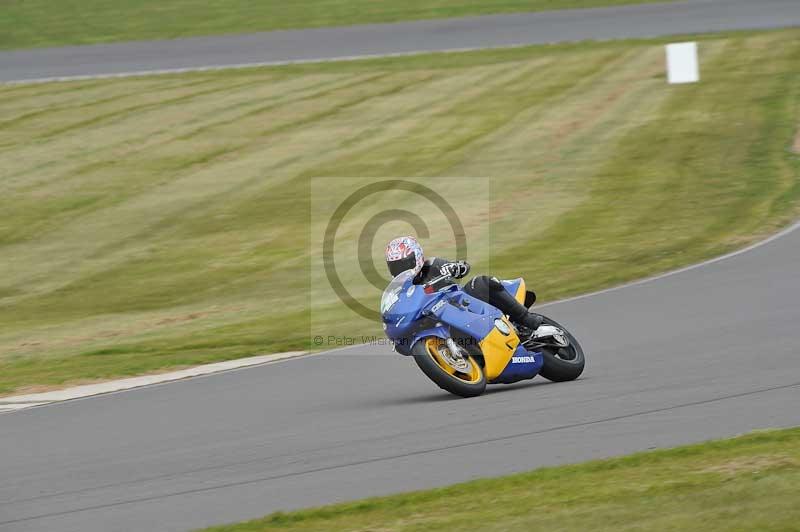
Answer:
380, 270, 415, 315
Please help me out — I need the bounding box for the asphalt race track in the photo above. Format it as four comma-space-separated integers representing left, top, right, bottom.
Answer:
2, 2, 800, 531
3, 222, 800, 531
2, 0, 800, 83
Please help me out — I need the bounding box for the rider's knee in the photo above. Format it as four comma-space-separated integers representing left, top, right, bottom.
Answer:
484, 276, 505, 292
466, 275, 505, 299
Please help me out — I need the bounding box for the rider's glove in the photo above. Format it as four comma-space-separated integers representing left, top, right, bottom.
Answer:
440, 261, 470, 279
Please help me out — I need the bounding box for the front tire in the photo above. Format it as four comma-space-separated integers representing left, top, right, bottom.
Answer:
413, 337, 486, 398
537, 316, 585, 382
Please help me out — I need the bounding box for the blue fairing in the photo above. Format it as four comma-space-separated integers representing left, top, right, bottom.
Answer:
382, 271, 503, 355
501, 278, 523, 299
494, 346, 544, 384
380, 270, 542, 383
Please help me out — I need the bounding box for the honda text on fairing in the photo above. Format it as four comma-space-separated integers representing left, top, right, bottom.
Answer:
380, 270, 585, 397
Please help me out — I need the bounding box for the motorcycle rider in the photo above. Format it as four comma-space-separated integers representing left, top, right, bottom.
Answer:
385, 236, 544, 333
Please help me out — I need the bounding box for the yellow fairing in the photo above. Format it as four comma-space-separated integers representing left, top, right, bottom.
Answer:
479, 317, 520, 380
515, 278, 527, 305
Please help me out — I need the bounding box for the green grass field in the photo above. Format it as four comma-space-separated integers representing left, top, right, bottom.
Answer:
0, 0, 677, 50
201, 427, 800, 532
1, 30, 799, 395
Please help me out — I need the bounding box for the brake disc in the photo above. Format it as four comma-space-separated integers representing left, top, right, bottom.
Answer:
441, 339, 472, 373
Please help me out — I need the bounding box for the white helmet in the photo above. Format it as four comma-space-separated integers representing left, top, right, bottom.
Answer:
385, 236, 425, 277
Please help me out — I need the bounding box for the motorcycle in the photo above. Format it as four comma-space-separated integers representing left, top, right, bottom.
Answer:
380, 270, 585, 397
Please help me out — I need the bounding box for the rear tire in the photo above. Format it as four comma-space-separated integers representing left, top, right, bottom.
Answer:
412, 337, 486, 398
537, 316, 585, 382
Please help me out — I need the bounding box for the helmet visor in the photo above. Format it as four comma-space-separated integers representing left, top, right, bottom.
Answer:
387, 254, 417, 278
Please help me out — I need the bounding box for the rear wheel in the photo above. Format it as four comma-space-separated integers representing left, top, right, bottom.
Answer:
413, 337, 486, 397
537, 316, 585, 382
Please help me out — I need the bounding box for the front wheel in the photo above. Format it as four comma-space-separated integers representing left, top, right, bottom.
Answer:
413, 337, 486, 397
537, 316, 585, 382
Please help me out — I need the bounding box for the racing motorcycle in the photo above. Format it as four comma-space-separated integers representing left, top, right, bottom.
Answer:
381, 270, 585, 397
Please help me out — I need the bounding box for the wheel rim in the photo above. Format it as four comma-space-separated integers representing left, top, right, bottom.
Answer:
541, 340, 581, 364
540, 318, 581, 363
425, 338, 482, 384
553, 344, 579, 362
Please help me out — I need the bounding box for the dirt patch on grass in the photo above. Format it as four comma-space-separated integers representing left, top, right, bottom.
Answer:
154, 311, 209, 326
700, 454, 798, 475
793, 126, 800, 153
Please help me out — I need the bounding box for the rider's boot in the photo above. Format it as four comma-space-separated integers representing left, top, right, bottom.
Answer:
516, 311, 543, 332
508, 309, 544, 342
515, 313, 566, 345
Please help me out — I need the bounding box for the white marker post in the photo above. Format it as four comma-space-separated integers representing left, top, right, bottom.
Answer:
665, 42, 699, 84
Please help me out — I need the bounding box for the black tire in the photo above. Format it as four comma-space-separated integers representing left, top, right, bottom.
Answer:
412, 337, 486, 398
537, 316, 585, 382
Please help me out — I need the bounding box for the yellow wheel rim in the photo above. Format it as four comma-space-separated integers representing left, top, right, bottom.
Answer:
424, 338, 483, 384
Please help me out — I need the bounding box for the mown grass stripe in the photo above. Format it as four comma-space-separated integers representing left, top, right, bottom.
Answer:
0, 76, 220, 132
0, 29, 798, 393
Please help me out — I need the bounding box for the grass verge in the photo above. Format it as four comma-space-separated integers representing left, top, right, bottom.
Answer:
201, 427, 800, 531
0, 30, 798, 395
0, 0, 677, 50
